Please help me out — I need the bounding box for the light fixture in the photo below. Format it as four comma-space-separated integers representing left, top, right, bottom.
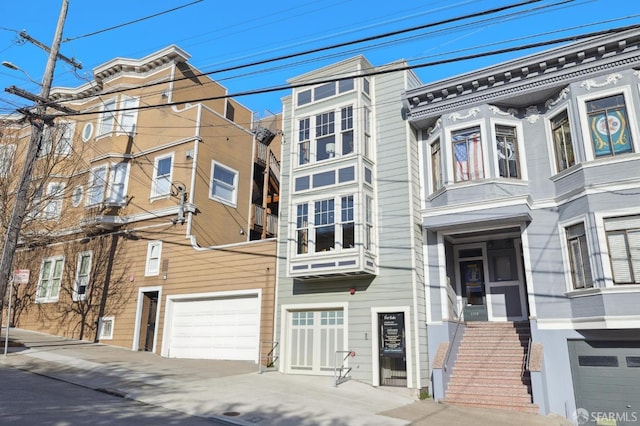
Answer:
326, 142, 335, 158
2, 61, 42, 86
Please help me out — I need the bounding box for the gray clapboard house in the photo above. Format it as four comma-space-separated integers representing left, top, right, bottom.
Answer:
274, 56, 430, 392
404, 27, 640, 419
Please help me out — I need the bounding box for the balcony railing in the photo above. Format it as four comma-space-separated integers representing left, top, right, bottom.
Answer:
255, 142, 280, 182
253, 204, 278, 236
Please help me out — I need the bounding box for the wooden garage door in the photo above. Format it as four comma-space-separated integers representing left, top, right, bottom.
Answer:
168, 295, 259, 361
568, 340, 640, 426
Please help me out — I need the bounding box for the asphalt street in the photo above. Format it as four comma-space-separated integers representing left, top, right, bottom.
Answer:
0, 366, 226, 425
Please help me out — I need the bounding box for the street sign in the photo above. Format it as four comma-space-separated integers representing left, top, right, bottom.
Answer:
13, 269, 29, 284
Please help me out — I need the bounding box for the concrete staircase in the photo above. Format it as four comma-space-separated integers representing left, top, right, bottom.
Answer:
442, 321, 538, 414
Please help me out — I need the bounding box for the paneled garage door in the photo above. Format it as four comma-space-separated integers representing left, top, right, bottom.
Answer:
568, 340, 640, 426
168, 295, 259, 361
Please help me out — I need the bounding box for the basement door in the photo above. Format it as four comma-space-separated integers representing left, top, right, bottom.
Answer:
286, 309, 344, 375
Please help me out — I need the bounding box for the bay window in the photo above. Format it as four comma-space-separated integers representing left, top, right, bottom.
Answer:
294, 194, 364, 255
604, 215, 640, 285
453, 127, 484, 182
566, 223, 593, 290
315, 199, 335, 252
586, 94, 633, 158
495, 125, 520, 179
551, 111, 575, 172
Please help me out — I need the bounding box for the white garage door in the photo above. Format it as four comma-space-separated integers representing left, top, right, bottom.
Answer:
168, 295, 259, 361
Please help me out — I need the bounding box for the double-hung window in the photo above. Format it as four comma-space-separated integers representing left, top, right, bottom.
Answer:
495, 125, 519, 179
551, 111, 575, 172
98, 98, 117, 136
298, 118, 310, 166
44, 182, 65, 219
364, 108, 371, 159
341, 195, 355, 249
431, 139, 443, 192
566, 223, 593, 290
604, 215, 640, 285
365, 195, 374, 251
316, 112, 335, 162
119, 96, 139, 135
452, 127, 484, 182
586, 94, 633, 158
107, 162, 129, 204
151, 154, 173, 198
145, 241, 162, 276
296, 204, 309, 254
315, 199, 335, 252
341, 106, 354, 155
87, 165, 108, 206
74, 251, 92, 301
210, 161, 238, 206
54, 121, 74, 156
0, 144, 16, 177
37, 256, 64, 303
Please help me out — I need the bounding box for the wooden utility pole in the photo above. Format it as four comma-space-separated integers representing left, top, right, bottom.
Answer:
0, 0, 70, 303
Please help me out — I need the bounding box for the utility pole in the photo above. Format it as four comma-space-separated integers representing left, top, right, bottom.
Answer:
0, 0, 70, 303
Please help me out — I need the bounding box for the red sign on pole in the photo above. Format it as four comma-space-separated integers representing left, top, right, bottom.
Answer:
13, 269, 29, 284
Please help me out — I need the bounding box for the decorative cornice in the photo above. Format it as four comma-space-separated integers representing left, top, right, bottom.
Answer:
489, 105, 518, 118
580, 72, 623, 90
544, 87, 570, 109
426, 118, 441, 137
448, 107, 480, 122
524, 106, 542, 124
407, 55, 640, 121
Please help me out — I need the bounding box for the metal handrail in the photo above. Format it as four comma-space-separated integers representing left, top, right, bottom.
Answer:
523, 336, 532, 377
334, 350, 355, 386
258, 340, 279, 374
443, 317, 462, 372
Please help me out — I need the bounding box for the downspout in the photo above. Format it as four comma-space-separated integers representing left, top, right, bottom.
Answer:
186, 104, 202, 237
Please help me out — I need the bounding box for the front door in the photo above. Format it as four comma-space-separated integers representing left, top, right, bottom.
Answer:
378, 312, 407, 387
457, 245, 488, 321
138, 291, 158, 351
456, 240, 527, 322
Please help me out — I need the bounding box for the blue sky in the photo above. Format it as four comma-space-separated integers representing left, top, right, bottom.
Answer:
1, 0, 639, 118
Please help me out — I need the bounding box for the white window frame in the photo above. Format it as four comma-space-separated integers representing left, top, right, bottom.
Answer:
546, 107, 576, 174
559, 216, 597, 293
0, 144, 16, 178
43, 181, 65, 219
292, 193, 360, 256
73, 251, 92, 302
36, 256, 65, 303
145, 241, 162, 276
577, 86, 640, 162
445, 120, 488, 184
54, 121, 75, 156
106, 162, 130, 205
490, 119, 526, 181
151, 153, 174, 199
97, 98, 117, 137
98, 316, 114, 340
86, 165, 108, 206
118, 95, 139, 136
71, 185, 83, 207
210, 160, 239, 207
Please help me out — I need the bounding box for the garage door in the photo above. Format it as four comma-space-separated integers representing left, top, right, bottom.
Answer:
568, 340, 640, 426
168, 295, 259, 361
287, 309, 344, 375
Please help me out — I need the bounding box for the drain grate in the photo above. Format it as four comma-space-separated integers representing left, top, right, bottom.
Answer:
223, 412, 241, 417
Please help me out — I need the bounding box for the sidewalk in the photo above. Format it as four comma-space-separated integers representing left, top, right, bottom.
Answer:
0, 328, 571, 426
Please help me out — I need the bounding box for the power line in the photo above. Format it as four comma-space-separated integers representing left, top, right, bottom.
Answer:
52, 23, 640, 120
62, 0, 204, 43
44, 0, 553, 106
